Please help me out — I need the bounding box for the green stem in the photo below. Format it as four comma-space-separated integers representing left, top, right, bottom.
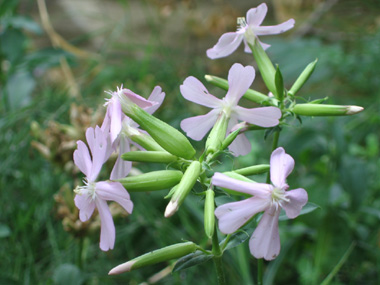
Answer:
257, 259, 263, 285
212, 225, 226, 285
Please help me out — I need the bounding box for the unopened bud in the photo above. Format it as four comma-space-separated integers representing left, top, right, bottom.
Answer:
292, 104, 364, 116
220, 128, 241, 151
165, 161, 201, 217
288, 59, 318, 96
122, 151, 178, 164
109, 242, 197, 275
233, 164, 270, 176
116, 170, 183, 192
129, 131, 165, 151
204, 189, 215, 238
206, 112, 228, 155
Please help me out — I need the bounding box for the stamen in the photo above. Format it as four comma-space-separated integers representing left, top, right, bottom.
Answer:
237, 17, 247, 31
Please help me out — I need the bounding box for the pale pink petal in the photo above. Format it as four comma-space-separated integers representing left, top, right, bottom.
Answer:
73, 141, 92, 178
243, 37, 271, 52
180, 109, 219, 141
180, 77, 221, 108
235, 106, 281, 127
110, 136, 132, 180
96, 181, 133, 214
206, 32, 244, 59
74, 194, 95, 222
101, 107, 111, 134
246, 3, 268, 27
85, 127, 95, 155
225, 64, 255, 104
88, 127, 112, 182
122, 89, 154, 109
212, 172, 272, 198
270, 147, 294, 188
145, 86, 165, 114
109, 99, 123, 143
283, 188, 308, 219
215, 197, 269, 234
96, 198, 115, 251
228, 133, 252, 157
249, 206, 281, 260
255, 19, 295, 36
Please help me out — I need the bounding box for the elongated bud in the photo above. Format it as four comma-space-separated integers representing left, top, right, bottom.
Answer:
288, 59, 318, 96
123, 104, 196, 159
204, 75, 271, 104
122, 151, 178, 163
221, 128, 241, 151
204, 189, 215, 238
109, 242, 197, 275
116, 170, 183, 192
165, 161, 201, 217
233, 164, 270, 176
248, 40, 277, 95
129, 131, 165, 151
205, 112, 228, 155
292, 104, 364, 116
275, 65, 284, 102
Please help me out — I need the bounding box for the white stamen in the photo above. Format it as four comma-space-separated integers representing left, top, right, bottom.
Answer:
271, 187, 290, 210
74, 179, 97, 200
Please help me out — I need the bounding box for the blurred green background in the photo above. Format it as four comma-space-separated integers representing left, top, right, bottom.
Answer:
1, 0, 379, 284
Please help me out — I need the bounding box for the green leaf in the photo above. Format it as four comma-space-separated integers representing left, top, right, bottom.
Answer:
220, 228, 254, 251
279, 202, 320, 221
172, 251, 213, 272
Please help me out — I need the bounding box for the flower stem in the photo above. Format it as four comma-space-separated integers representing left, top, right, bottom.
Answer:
257, 258, 263, 285
212, 225, 226, 285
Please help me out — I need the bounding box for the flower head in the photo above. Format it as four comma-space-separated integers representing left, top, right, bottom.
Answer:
180, 63, 281, 156
207, 3, 295, 59
73, 126, 133, 251
212, 147, 307, 260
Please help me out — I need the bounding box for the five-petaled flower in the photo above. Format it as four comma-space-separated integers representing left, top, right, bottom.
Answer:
180, 63, 281, 156
207, 3, 295, 59
73, 126, 133, 251
212, 147, 308, 260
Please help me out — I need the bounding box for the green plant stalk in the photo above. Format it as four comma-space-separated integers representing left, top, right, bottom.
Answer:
212, 224, 226, 285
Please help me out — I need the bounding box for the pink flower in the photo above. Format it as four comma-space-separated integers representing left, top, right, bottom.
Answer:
180, 63, 281, 156
207, 3, 295, 59
73, 126, 133, 251
212, 147, 308, 260
101, 86, 165, 179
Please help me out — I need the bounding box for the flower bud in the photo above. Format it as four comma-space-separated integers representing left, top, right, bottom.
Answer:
275, 65, 284, 102
109, 242, 197, 275
248, 39, 276, 95
129, 131, 165, 151
123, 104, 196, 159
204, 75, 270, 104
220, 128, 241, 151
233, 164, 270, 176
292, 104, 364, 116
205, 112, 228, 155
204, 189, 215, 238
288, 59, 318, 96
122, 151, 178, 164
116, 170, 183, 192
165, 161, 201, 217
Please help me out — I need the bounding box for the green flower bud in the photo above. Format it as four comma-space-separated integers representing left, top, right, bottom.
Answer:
122, 151, 178, 164
165, 161, 201, 217
248, 40, 276, 95
204, 189, 215, 239
205, 112, 228, 155
204, 75, 271, 104
233, 164, 270, 176
292, 104, 364, 116
123, 104, 196, 159
288, 59, 318, 96
221, 128, 241, 151
109, 242, 197, 275
275, 65, 284, 102
129, 131, 165, 152
116, 170, 183, 192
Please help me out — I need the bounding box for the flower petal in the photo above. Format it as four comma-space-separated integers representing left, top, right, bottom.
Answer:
73, 140, 92, 178
109, 98, 123, 143
212, 172, 272, 198
180, 77, 221, 108
255, 19, 295, 36
270, 147, 295, 188
96, 181, 133, 214
96, 199, 116, 251
207, 32, 244, 59
180, 109, 219, 141
249, 206, 281, 260
235, 106, 281, 127
145, 86, 165, 114
228, 133, 252, 157
225, 64, 255, 105
122, 89, 154, 109
215, 197, 268, 234
74, 194, 95, 222
246, 3, 268, 27
283, 188, 308, 219
110, 136, 132, 180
